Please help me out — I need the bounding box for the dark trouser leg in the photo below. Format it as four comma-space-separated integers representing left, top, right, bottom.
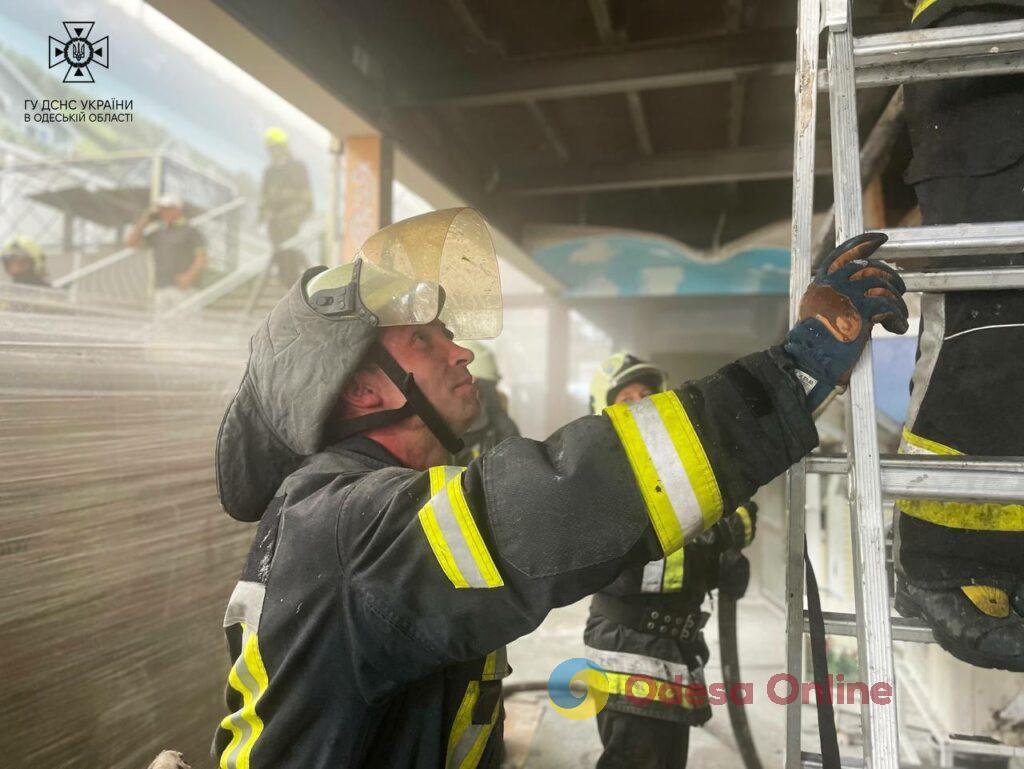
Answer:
595, 709, 690, 769
896, 5, 1024, 670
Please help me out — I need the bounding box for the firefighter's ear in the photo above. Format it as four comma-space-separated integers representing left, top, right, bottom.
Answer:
340, 368, 386, 411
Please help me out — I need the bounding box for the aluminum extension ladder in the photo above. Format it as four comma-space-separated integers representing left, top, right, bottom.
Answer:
786, 3, 1024, 768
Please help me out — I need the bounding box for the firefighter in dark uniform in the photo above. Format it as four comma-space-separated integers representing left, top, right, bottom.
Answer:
211, 209, 907, 769
894, 0, 1024, 670
583, 353, 757, 769
259, 127, 313, 287
453, 341, 520, 465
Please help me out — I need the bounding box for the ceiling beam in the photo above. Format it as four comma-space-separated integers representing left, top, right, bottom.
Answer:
404, 29, 795, 107
525, 99, 570, 162
400, 14, 904, 108
586, 0, 655, 156
503, 145, 832, 196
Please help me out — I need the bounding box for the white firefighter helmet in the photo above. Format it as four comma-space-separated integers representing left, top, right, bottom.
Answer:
589, 352, 667, 414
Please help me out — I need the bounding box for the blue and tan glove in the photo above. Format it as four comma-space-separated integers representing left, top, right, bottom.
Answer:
784, 232, 909, 413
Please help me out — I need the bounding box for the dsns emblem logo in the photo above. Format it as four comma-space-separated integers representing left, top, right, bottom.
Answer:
547, 658, 608, 720
49, 22, 109, 84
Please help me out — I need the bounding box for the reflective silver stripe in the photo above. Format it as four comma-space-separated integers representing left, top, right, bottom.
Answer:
483, 646, 510, 680
223, 629, 259, 769
583, 644, 695, 684
223, 580, 266, 631
430, 481, 491, 588
906, 292, 944, 430
223, 706, 251, 769
629, 398, 705, 540
440, 465, 462, 485
641, 558, 666, 593
448, 723, 488, 769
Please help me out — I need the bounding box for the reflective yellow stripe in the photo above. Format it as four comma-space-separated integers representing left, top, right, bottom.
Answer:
219, 626, 268, 769
898, 429, 1024, 530
596, 671, 696, 709
446, 476, 504, 588
912, 0, 939, 22
652, 392, 722, 530
430, 465, 453, 495
900, 499, 1024, 531
445, 680, 501, 769
418, 467, 503, 589
735, 505, 753, 547
662, 549, 684, 591
419, 503, 470, 589
902, 427, 961, 456
605, 391, 722, 555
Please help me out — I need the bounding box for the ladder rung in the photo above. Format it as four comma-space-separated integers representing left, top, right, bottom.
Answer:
806, 455, 1024, 503
945, 735, 1024, 759
901, 265, 1024, 292
854, 20, 1024, 68
802, 751, 865, 768
802, 610, 936, 644
818, 20, 1024, 89
879, 222, 1024, 259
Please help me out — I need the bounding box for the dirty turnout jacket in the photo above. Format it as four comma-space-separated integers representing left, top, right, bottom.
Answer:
213, 347, 817, 769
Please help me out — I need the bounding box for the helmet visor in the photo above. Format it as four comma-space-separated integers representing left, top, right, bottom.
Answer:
354, 208, 502, 339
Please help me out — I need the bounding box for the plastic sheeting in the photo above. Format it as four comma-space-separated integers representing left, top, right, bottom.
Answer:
0, 286, 253, 769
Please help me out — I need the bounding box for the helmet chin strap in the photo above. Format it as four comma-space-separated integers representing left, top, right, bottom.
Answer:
327, 341, 465, 455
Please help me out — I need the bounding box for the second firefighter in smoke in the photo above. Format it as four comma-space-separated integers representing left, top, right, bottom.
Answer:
583, 352, 758, 769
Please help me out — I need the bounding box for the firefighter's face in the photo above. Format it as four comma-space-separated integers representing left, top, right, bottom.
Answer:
379, 321, 481, 435
613, 382, 654, 405
3, 254, 33, 278
157, 205, 182, 224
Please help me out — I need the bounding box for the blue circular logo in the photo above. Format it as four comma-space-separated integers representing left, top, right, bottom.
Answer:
547, 658, 609, 720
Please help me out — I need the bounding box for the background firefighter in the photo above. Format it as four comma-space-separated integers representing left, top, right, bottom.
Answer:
893, 0, 1024, 670
582, 352, 758, 769
259, 126, 313, 287
2, 236, 51, 288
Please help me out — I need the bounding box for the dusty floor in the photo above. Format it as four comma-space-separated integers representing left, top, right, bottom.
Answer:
502, 594, 793, 769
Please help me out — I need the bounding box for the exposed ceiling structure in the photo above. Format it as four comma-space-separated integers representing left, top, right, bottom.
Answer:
212, 0, 914, 252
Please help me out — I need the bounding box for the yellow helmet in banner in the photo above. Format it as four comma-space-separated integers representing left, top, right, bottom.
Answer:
1, 235, 45, 271
264, 126, 289, 147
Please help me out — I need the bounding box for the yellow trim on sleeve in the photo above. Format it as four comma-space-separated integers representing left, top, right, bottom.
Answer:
662, 549, 685, 591
418, 503, 471, 589
447, 476, 504, 588
736, 505, 754, 547
605, 400, 684, 554
652, 391, 723, 530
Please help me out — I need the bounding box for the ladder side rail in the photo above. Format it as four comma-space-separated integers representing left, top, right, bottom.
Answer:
827, 4, 900, 766
786, 0, 822, 764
